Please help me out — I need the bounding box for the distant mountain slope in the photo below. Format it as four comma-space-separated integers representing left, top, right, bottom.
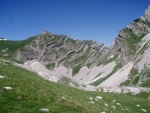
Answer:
0, 32, 108, 68
1, 6, 150, 89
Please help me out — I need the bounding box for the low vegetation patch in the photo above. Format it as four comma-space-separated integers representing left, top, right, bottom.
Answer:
121, 67, 138, 86
45, 63, 55, 70
140, 70, 150, 87
72, 65, 81, 76
124, 28, 146, 55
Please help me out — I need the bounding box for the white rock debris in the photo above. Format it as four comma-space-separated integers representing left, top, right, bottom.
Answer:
0, 75, 4, 78
112, 100, 116, 103
116, 103, 121, 106
125, 108, 129, 111
110, 105, 116, 109
3, 87, 12, 90
40, 108, 49, 112
95, 98, 98, 101
141, 109, 147, 112
96, 96, 103, 100
136, 105, 140, 107
89, 101, 95, 104
89, 97, 93, 100
99, 62, 133, 87
104, 103, 108, 106
62, 96, 66, 100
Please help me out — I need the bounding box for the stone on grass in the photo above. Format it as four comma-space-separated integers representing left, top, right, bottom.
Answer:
89, 97, 93, 100
95, 98, 98, 101
96, 96, 103, 100
3, 87, 12, 90
136, 105, 140, 107
110, 105, 116, 109
125, 108, 129, 111
89, 101, 95, 104
141, 109, 147, 112
0, 75, 4, 78
104, 103, 108, 106
40, 108, 49, 112
116, 103, 121, 106
62, 96, 66, 99
112, 100, 116, 103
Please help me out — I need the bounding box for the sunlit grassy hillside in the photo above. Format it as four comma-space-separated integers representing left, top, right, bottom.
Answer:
0, 61, 150, 113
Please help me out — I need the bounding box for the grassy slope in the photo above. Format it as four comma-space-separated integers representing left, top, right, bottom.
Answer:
0, 36, 36, 53
0, 62, 150, 113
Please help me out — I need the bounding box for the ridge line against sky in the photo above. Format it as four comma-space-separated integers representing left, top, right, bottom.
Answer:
0, 0, 150, 46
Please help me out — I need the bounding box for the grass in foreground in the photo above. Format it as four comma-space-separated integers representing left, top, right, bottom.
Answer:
0, 62, 150, 113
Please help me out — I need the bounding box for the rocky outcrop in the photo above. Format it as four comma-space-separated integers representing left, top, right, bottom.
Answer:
143, 5, 150, 21
10, 32, 108, 69
126, 21, 146, 36
105, 6, 150, 65
0, 37, 7, 40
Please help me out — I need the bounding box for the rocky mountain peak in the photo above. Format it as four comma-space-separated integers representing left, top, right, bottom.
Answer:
42, 30, 52, 35
143, 5, 150, 21
0, 37, 7, 40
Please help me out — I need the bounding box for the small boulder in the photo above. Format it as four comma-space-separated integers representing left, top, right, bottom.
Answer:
40, 108, 49, 112
96, 96, 103, 100
116, 103, 121, 106
112, 100, 116, 103
141, 109, 147, 112
110, 105, 116, 109
104, 103, 108, 106
62, 96, 66, 100
3, 87, 12, 90
89, 101, 95, 104
136, 105, 140, 107
0, 75, 4, 78
89, 97, 93, 100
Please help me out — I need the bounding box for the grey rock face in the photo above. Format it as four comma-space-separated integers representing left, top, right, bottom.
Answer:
117, 30, 127, 38
126, 21, 146, 36
13, 32, 108, 68
144, 5, 150, 21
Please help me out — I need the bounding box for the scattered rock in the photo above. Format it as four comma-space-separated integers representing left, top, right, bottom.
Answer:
116, 103, 121, 106
148, 95, 150, 100
125, 108, 129, 111
0, 75, 4, 78
95, 98, 98, 101
62, 96, 66, 100
104, 103, 108, 106
40, 108, 49, 112
89, 97, 93, 100
136, 105, 140, 107
141, 109, 147, 112
112, 100, 116, 103
110, 105, 116, 109
3, 87, 12, 90
96, 96, 103, 100
89, 101, 95, 104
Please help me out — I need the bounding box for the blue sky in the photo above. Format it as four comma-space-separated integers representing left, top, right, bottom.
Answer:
0, 0, 150, 46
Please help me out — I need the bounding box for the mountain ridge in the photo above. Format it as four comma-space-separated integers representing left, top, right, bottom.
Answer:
1, 5, 150, 93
